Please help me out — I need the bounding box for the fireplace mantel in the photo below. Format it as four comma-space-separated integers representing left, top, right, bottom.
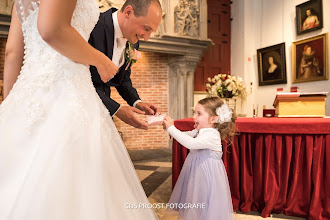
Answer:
140, 35, 212, 120
139, 35, 212, 56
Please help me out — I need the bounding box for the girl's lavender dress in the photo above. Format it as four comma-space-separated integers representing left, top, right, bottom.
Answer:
166, 127, 234, 220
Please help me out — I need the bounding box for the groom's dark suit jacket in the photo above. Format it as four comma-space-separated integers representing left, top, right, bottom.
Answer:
89, 8, 140, 116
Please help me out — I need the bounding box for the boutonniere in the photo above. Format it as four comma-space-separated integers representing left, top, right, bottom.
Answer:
125, 42, 141, 70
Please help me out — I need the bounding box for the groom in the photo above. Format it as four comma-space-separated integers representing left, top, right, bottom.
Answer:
89, 0, 162, 130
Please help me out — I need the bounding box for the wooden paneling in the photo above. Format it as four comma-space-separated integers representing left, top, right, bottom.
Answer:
194, 0, 231, 91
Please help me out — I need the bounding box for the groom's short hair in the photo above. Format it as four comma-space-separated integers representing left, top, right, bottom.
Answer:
121, 0, 161, 17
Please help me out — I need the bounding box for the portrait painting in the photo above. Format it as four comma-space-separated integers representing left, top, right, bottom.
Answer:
292, 33, 328, 83
257, 43, 287, 86
296, 0, 323, 35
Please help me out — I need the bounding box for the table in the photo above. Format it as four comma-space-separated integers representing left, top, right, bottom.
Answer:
172, 117, 330, 220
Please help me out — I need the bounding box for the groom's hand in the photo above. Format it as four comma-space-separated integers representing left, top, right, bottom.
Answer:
136, 102, 159, 115
115, 106, 148, 130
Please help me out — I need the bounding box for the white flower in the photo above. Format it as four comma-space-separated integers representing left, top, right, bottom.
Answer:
211, 86, 217, 95
216, 104, 232, 124
125, 43, 141, 65
206, 73, 247, 99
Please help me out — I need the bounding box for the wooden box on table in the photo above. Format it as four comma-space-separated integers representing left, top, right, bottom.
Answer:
273, 92, 328, 117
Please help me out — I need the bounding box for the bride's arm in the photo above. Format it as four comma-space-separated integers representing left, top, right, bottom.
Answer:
3, 5, 24, 99
37, 0, 116, 82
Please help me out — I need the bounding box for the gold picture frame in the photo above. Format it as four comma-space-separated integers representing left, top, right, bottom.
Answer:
292, 33, 328, 83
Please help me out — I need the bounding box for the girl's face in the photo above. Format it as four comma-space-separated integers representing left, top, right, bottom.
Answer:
193, 104, 218, 130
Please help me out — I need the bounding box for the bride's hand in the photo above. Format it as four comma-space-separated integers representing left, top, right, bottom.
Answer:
96, 54, 119, 83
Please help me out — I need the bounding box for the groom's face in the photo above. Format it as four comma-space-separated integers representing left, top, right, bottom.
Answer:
122, 3, 162, 44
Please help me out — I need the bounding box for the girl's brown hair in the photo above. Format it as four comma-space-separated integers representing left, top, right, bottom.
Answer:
198, 96, 236, 140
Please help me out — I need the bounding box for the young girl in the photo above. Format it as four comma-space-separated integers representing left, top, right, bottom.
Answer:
163, 96, 235, 220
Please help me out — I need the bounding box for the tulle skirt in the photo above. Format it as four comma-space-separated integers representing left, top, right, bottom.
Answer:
0, 67, 157, 220
167, 149, 234, 220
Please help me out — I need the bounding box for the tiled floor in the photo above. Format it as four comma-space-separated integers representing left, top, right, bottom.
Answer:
128, 149, 305, 220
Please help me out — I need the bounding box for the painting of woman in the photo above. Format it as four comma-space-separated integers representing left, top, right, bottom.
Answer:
263, 56, 281, 81
301, 8, 320, 31
299, 45, 321, 79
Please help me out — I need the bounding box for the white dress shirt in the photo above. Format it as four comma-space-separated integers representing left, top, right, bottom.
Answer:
111, 11, 142, 114
112, 11, 127, 68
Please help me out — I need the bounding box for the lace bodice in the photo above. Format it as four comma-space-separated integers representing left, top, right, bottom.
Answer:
20, 0, 100, 81
0, 0, 100, 132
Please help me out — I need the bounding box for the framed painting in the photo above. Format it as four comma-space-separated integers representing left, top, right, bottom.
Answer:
296, 0, 323, 35
292, 33, 328, 83
257, 43, 287, 86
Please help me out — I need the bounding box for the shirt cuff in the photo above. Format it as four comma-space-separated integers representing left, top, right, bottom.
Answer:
133, 100, 142, 108
113, 105, 121, 115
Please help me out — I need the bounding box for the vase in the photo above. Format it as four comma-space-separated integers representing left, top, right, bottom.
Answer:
224, 97, 237, 112
225, 91, 234, 98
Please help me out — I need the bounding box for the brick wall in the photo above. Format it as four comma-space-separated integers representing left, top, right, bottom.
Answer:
0, 37, 6, 80
0, 37, 6, 102
111, 51, 171, 149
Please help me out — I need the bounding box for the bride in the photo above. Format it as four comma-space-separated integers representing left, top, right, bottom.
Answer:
0, 0, 159, 219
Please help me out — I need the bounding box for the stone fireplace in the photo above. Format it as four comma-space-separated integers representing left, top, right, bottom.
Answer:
106, 0, 212, 149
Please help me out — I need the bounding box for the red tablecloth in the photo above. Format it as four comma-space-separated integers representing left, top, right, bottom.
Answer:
172, 117, 330, 220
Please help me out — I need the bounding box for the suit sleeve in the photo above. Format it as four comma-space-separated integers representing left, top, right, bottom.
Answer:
95, 88, 120, 116
89, 11, 119, 115
115, 68, 141, 106
88, 14, 108, 56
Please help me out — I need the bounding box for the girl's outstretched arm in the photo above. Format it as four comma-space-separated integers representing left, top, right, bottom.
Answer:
163, 115, 198, 137
167, 125, 221, 150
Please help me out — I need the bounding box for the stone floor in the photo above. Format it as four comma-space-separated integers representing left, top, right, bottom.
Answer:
128, 149, 306, 220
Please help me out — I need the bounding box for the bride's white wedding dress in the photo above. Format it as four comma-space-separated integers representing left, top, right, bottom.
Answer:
0, 0, 157, 219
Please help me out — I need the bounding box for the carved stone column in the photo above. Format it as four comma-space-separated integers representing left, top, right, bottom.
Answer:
168, 55, 200, 120
174, 0, 200, 37
139, 35, 211, 120
97, 0, 125, 12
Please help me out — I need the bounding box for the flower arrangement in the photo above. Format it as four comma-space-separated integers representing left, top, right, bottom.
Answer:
125, 42, 141, 69
206, 73, 247, 99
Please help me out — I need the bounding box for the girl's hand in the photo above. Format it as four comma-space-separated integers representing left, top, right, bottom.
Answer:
163, 115, 174, 130
96, 54, 119, 82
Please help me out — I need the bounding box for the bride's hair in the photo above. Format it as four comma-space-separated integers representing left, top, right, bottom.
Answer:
121, 0, 161, 17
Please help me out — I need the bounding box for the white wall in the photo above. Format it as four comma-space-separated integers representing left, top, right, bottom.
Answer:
231, 0, 330, 117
